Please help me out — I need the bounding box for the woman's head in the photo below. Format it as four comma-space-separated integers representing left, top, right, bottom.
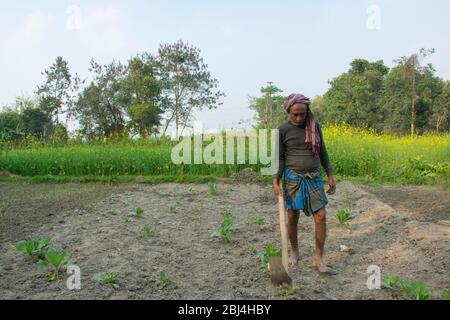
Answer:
288, 103, 309, 125
284, 93, 311, 125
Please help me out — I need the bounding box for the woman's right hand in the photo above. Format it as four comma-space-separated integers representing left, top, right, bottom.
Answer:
272, 179, 283, 198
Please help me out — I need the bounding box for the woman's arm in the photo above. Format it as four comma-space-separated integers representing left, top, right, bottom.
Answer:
317, 123, 333, 177
317, 123, 336, 195
273, 127, 285, 183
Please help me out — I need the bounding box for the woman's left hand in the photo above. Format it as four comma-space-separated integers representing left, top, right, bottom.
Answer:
326, 175, 336, 195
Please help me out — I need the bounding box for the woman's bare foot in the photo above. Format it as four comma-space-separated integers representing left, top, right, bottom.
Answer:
313, 256, 336, 274
289, 252, 300, 268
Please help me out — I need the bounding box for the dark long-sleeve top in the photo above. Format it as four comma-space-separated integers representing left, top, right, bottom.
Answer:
274, 121, 333, 182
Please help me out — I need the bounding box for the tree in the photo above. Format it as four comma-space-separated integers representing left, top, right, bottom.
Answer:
36, 57, 74, 125
121, 53, 163, 137
430, 81, 450, 132
156, 40, 225, 138
392, 48, 435, 135
381, 48, 445, 135
70, 60, 128, 138
0, 109, 23, 142
21, 107, 52, 138
0, 96, 53, 143
310, 95, 326, 124
249, 82, 286, 129
321, 59, 389, 130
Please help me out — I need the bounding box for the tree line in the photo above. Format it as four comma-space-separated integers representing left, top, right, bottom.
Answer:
0, 40, 224, 144
250, 48, 449, 135
1, 46, 449, 146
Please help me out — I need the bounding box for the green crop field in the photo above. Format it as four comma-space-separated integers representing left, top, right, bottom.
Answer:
1, 124, 448, 186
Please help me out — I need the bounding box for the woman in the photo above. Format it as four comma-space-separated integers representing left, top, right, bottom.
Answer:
272, 93, 337, 274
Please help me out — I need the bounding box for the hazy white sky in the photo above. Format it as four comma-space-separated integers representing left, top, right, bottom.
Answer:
1, 0, 449, 131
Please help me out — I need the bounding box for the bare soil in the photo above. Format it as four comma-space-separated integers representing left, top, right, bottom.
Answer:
0, 180, 448, 299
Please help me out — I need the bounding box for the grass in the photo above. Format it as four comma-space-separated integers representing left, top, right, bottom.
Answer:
0, 123, 448, 186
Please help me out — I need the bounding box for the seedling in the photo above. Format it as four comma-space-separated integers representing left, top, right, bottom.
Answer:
159, 271, 171, 289
38, 248, 70, 281
442, 286, 450, 300
98, 272, 119, 289
169, 204, 177, 214
248, 217, 268, 229
143, 226, 156, 237
207, 182, 218, 196
335, 209, 355, 225
211, 209, 234, 242
16, 236, 52, 261
135, 207, 144, 217
256, 243, 282, 270
127, 207, 144, 220
383, 273, 399, 289
398, 279, 432, 300
277, 284, 299, 299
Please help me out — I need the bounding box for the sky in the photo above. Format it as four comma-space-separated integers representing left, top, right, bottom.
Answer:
1, 0, 449, 131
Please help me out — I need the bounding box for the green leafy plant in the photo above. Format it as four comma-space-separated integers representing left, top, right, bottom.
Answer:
211, 209, 234, 242
159, 271, 171, 289
248, 217, 268, 229
335, 209, 355, 225
383, 273, 399, 289
38, 248, 70, 281
442, 286, 450, 300
143, 226, 156, 237
169, 204, 177, 214
134, 207, 144, 217
16, 236, 51, 261
98, 272, 119, 289
277, 284, 299, 299
127, 207, 144, 219
398, 279, 432, 300
256, 243, 282, 270
208, 182, 218, 196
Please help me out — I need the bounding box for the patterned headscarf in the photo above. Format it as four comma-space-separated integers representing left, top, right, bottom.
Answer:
284, 93, 321, 156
